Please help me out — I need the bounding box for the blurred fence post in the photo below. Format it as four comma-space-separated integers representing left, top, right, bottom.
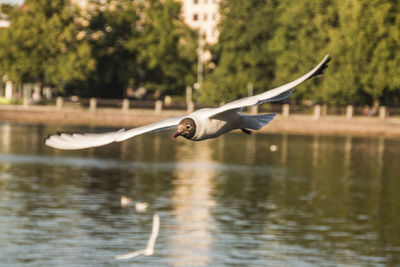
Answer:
187, 101, 195, 113
5, 81, 13, 99
23, 97, 30, 107
346, 105, 353, 119
155, 100, 162, 114
322, 103, 328, 117
43, 87, 52, 99
89, 98, 97, 112
247, 82, 257, 114
282, 104, 290, 118
122, 98, 130, 111
186, 87, 192, 104
313, 104, 321, 120
250, 106, 258, 115
23, 84, 30, 108
164, 95, 172, 107
56, 97, 63, 109
379, 106, 386, 119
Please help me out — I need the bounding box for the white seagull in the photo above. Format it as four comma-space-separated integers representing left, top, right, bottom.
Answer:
115, 214, 160, 260
45, 55, 330, 150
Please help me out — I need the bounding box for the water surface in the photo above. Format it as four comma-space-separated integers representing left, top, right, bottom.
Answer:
1, 122, 399, 266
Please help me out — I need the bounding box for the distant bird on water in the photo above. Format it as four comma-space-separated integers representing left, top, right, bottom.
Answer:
45, 55, 330, 150
120, 196, 148, 212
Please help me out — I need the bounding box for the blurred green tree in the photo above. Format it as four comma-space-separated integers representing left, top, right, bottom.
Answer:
332, 0, 400, 107
0, 0, 95, 92
202, 0, 400, 106
310, 0, 400, 106
0, 3, 16, 15
71, 0, 196, 98
133, 0, 197, 97
201, 0, 280, 104
2, 0, 399, 105
270, 0, 336, 104
70, 0, 141, 97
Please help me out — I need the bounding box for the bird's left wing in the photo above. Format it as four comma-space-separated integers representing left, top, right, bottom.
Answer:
206, 54, 330, 119
45, 116, 183, 150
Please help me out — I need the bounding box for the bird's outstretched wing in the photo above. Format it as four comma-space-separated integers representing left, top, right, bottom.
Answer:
207, 54, 330, 118
45, 116, 183, 150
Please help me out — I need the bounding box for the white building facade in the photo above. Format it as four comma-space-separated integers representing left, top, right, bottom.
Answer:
177, 0, 220, 44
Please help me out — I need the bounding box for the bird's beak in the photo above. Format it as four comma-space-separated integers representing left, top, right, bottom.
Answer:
172, 131, 182, 139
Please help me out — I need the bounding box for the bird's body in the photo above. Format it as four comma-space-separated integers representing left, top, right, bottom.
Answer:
186, 109, 275, 141
45, 55, 330, 150
188, 108, 238, 141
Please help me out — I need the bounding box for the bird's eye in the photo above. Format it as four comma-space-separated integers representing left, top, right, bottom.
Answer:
186, 125, 191, 129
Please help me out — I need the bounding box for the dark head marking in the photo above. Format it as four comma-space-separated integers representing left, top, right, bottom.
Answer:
172, 118, 196, 140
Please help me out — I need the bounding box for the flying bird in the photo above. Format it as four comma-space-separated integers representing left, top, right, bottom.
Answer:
45, 55, 330, 150
115, 214, 160, 260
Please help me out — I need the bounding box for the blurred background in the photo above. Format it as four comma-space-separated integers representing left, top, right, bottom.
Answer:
0, 0, 399, 109
1, 0, 400, 266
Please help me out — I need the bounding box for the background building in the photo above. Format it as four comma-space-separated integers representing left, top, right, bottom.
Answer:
178, 0, 219, 44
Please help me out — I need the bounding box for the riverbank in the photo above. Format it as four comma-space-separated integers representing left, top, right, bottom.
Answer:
1, 104, 400, 138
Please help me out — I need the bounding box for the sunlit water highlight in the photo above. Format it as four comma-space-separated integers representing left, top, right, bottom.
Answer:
1, 122, 400, 266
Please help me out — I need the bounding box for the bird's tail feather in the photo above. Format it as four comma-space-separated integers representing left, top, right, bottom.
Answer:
241, 113, 276, 130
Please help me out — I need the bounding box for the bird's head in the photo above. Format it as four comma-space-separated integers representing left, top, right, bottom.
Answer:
172, 118, 196, 140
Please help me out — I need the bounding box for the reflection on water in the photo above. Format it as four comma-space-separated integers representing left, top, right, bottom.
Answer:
1, 122, 400, 266
169, 140, 215, 266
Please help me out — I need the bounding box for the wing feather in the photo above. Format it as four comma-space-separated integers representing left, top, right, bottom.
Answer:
45, 116, 183, 150
208, 55, 330, 118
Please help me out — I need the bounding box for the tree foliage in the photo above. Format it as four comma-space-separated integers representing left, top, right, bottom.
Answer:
0, 0, 94, 89
1, 0, 399, 105
67, 0, 197, 98
327, 0, 400, 105
269, 0, 336, 103
1, 0, 197, 98
70, 0, 141, 97
134, 0, 197, 96
201, 0, 280, 104
202, 0, 400, 106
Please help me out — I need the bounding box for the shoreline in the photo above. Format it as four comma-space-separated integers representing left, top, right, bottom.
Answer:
1, 104, 400, 138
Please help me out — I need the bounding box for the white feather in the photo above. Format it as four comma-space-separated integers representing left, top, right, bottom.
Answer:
45, 116, 183, 150
206, 54, 330, 118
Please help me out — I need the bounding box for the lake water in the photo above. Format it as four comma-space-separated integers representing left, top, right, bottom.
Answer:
0, 122, 399, 266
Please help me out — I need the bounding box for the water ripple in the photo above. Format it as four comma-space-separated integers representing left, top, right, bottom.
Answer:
0, 153, 278, 175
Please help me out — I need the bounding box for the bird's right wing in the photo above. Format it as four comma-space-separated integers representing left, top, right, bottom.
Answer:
206, 54, 330, 119
45, 116, 183, 150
